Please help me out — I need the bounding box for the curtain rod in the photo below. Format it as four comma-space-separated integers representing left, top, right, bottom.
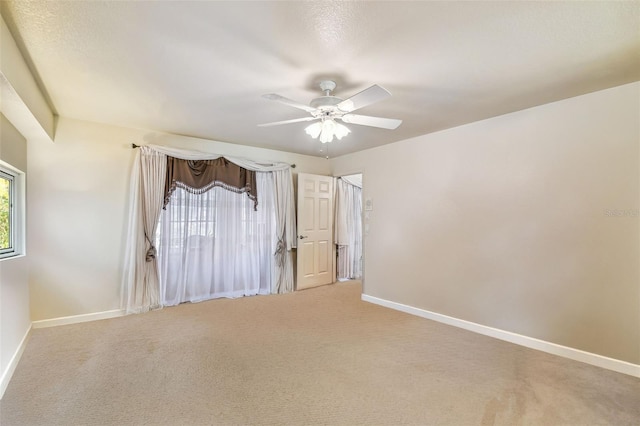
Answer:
131, 143, 295, 168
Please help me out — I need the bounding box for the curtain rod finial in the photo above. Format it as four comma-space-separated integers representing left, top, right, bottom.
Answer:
132, 143, 140, 148
291, 164, 296, 168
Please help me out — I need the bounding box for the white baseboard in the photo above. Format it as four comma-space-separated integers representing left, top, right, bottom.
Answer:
361, 294, 640, 378
32, 309, 126, 329
0, 325, 31, 400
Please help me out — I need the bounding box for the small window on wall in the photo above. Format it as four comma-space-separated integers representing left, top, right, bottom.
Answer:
0, 161, 25, 260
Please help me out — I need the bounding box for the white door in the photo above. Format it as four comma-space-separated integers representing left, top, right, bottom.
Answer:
297, 173, 334, 290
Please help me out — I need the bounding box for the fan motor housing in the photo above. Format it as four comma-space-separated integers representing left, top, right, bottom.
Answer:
310, 96, 343, 110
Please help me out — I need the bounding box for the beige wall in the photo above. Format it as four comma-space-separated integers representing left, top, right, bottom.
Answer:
0, 113, 29, 382
27, 117, 331, 321
332, 82, 640, 364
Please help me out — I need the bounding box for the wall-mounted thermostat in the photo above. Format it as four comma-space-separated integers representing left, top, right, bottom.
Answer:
365, 198, 373, 211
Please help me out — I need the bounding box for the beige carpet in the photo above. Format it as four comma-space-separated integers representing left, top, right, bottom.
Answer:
1, 281, 639, 425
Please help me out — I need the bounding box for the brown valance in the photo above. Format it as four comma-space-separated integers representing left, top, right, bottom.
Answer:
164, 157, 258, 209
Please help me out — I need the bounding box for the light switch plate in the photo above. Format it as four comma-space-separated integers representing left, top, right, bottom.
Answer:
365, 198, 373, 211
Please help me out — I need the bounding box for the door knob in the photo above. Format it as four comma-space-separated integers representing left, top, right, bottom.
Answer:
299, 235, 308, 239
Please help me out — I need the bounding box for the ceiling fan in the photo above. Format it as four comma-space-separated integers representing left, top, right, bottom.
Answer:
258, 80, 402, 143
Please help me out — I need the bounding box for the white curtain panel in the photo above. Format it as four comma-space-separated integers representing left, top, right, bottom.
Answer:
122, 146, 167, 313
122, 144, 296, 314
272, 169, 296, 293
158, 172, 276, 305
335, 178, 363, 280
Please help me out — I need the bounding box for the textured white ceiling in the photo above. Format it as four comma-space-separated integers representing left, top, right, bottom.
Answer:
2, 1, 639, 157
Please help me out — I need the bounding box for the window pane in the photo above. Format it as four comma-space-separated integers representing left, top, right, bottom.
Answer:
0, 175, 11, 250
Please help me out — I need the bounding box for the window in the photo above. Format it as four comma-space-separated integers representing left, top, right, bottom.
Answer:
0, 161, 25, 260
156, 174, 277, 305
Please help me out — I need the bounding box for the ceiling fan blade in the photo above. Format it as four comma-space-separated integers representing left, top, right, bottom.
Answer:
341, 114, 402, 129
262, 94, 316, 113
258, 116, 317, 127
337, 85, 391, 112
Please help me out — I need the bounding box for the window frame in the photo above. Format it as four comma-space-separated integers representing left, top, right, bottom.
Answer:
0, 161, 25, 261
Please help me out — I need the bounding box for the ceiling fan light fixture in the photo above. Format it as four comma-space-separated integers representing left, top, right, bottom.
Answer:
306, 119, 351, 143
320, 119, 336, 143
305, 122, 322, 139
334, 122, 350, 140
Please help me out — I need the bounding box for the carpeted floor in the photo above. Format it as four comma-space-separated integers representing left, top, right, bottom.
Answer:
1, 281, 639, 425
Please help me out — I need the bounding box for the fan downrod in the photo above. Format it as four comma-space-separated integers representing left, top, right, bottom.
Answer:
319, 80, 336, 95
310, 80, 343, 110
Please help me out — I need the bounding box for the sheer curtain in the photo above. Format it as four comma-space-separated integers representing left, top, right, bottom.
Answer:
122, 144, 296, 314
335, 177, 363, 280
158, 172, 276, 305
